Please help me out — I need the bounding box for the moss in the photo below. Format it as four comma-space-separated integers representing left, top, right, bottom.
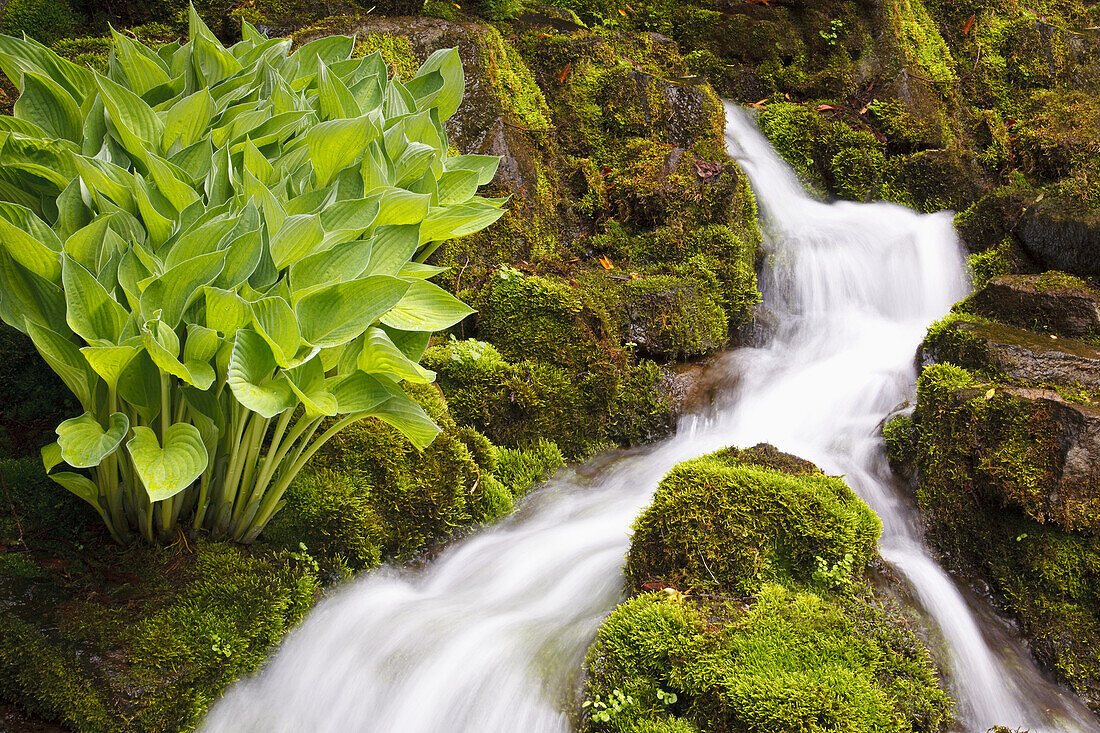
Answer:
882, 415, 918, 472
354, 32, 419, 79
912, 357, 1100, 706
494, 439, 564, 498
0, 0, 81, 44
477, 25, 553, 131
887, 0, 956, 83
968, 244, 1012, 288
626, 447, 881, 595
0, 455, 320, 732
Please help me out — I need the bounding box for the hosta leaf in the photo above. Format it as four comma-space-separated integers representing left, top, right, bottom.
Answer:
437, 169, 480, 205
251, 296, 300, 368
414, 48, 463, 121
0, 202, 62, 280
62, 255, 129, 343
117, 350, 162, 421
397, 262, 449, 279
142, 318, 215, 390
56, 411, 129, 469
204, 286, 251, 336
381, 279, 475, 332
394, 142, 437, 187
0, 35, 95, 102
227, 328, 296, 418
163, 88, 215, 154
283, 357, 337, 417
13, 71, 81, 142
145, 154, 201, 212
318, 60, 361, 120
215, 228, 263, 289
418, 199, 506, 244
126, 423, 208, 502
405, 69, 444, 112
95, 73, 165, 162
183, 323, 221, 364
369, 384, 440, 449
64, 216, 112, 272
319, 197, 380, 234
133, 173, 175, 247
74, 156, 136, 213
139, 250, 226, 328
288, 35, 355, 82
290, 238, 373, 295
81, 343, 141, 389
373, 188, 431, 228
0, 247, 66, 333
109, 26, 170, 95
330, 370, 389, 414
306, 115, 378, 188
295, 274, 409, 348
357, 327, 435, 384
363, 224, 419, 276
382, 324, 431, 362
269, 213, 323, 269
47, 471, 109, 520
443, 154, 500, 185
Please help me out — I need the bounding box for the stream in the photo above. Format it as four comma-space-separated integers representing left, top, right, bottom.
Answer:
202, 103, 1100, 732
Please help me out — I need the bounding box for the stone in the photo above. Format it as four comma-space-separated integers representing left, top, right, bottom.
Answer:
1017, 197, 1100, 279
967, 273, 1100, 338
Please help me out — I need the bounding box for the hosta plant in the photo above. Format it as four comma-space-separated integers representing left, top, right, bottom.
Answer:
0, 8, 505, 543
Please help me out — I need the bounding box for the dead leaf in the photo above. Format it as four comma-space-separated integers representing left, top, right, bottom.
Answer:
556, 62, 571, 85
748, 97, 769, 109
985, 388, 996, 399
598, 256, 613, 270
962, 14, 976, 34
618, 8, 627, 16
817, 104, 837, 111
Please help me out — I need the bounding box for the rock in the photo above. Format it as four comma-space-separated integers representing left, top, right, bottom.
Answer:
1017, 197, 1100, 279
920, 316, 1100, 388
966, 273, 1100, 338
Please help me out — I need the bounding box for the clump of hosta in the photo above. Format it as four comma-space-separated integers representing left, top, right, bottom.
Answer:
0, 8, 505, 543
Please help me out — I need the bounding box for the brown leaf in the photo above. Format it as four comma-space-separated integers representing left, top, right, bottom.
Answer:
556, 62, 571, 85
816, 104, 836, 111
749, 97, 769, 109
962, 13, 976, 34
598, 256, 613, 270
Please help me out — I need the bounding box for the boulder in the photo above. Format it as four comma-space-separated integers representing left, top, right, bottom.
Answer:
1017, 197, 1100, 279
966, 273, 1100, 338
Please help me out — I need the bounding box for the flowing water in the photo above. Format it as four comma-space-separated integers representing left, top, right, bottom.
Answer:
202, 104, 1099, 732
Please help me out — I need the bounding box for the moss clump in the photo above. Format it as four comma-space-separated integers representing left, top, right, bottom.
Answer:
584, 587, 950, 733
0, 454, 320, 732
968, 244, 1012, 289
585, 444, 950, 732
627, 446, 881, 595
0, 0, 80, 44
882, 415, 918, 473
354, 32, 418, 79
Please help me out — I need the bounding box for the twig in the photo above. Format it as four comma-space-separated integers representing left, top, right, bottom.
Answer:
0, 474, 27, 553
697, 549, 721, 587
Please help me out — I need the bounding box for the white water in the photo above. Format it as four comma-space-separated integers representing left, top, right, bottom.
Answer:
203, 104, 1098, 732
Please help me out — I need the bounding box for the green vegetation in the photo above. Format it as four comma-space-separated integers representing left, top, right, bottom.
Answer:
0, 13, 507, 543
583, 445, 951, 732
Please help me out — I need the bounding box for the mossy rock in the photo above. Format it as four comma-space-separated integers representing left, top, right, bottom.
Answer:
582, 587, 951, 733
627, 444, 881, 595
0, 0, 81, 44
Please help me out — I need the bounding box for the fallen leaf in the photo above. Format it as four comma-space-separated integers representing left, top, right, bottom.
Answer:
556, 62, 571, 84
630, 272, 641, 279
962, 13, 976, 34
985, 388, 996, 399
598, 256, 613, 270
858, 102, 871, 114
618, 8, 627, 16
749, 97, 769, 109
817, 104, 836, 111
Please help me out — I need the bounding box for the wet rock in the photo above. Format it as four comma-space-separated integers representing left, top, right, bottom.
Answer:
1017, 197, 1100, 279
920, 316, 1100, 388
966, 274, 1100, 339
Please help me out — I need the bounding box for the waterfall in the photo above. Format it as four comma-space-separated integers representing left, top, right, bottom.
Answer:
201, 103, 1098, 733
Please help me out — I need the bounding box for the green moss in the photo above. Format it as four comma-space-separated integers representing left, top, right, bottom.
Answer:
355, 32, 418, 79
584, 586, 951, 732
967, 244, 1012, 288
0, 0, 80, 44
477, 25, 553, 131
882, 415, 918, 471
627, 447, 881, 595
494, 439, 564, 498
888, 0, 956, 82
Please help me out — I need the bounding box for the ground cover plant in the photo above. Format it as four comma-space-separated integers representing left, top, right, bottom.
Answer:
0, 6, 504, 544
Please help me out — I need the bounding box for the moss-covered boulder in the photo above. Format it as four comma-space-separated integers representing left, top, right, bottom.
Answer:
582, 444, 950, 733
627, 444, 881, 595
911, 283, 1100, 709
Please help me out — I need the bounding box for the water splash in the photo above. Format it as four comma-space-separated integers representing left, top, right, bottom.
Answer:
202, 104, 1098, 733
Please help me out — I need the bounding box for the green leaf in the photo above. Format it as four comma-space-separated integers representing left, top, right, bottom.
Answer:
418, 199, 506, 244
362, 224, 419, 276
0, 203, 62, 281
356, 327, 435, 384
13, 71, 82, 142
62, 255, 129, 343
204, 286, 251, 336
283, 357, 337, 417
295, 275, 409, 348
162, 88, 215, 154
370, 384, 440, 449
290, 238, 373, 295
414, 48, 463, 121
81, 343, 142, 389
444, 155, 499, 186
397, 262, 449, 279
227, 328, 296, 418
437, 169, 480, 205
142, 318, 216, 390
318, 60, 362, 120
117, 350, 162, 421
329, 370, 389, 414
380, 279, 475, 332
269, 213, 324, 269
183, 323, 221, 364
251, 296, 300, 368
47, 471, 109, 520
382, 325, 431, 362
306, 115, 378, 188
139, 250, 226, 328
56, 411, 129, 468
95, 72, 165, 163
374, 188, 431, 228
109, 26, 170, 95
126, 423, 209, 502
